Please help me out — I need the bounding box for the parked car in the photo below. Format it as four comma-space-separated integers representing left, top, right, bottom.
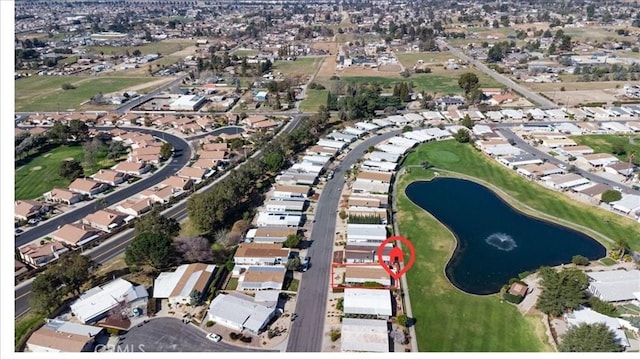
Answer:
206, 333, 222, 342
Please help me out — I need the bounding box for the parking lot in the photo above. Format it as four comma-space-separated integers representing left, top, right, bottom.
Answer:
115, 317, 268, 352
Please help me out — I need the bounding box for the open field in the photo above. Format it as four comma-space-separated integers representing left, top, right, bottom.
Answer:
15, 145, 117, 200
395, 52, 459, 68
233, 49, 259, 57
15, 76, 159, 111
300, 89, 328, 112
402, 140, 640, 250
273, 57, 323, 78
87, 39, 193, 57
570, 134, 640, 165
397, 168, 550, 352
322, 72, 502, 95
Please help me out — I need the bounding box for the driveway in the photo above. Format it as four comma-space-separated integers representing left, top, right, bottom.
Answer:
115, 317, 267, 352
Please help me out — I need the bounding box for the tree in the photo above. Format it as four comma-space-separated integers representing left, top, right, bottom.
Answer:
174, 236, 213, 263
285, 256, 301, 271
189, 289, 203, 306
134, 209, 180, 238
264, 151, 285, 172
83, 137, 105, 172
453, 128, 470, 143
160, 142, 173, 160
601, 190, 622, 204
396, 314, 409, 327
611, 143, 626, 155
284, 234, 301, 248
571, 255, 589, 266
52, 253, 93, 295
536, 267, 588, 317
559, 323, 621, 352
461, 114, 474, 129
68, 120, 89, 142
611, 238, 630, 259
125, 232, 174, 269
402, 125, 413, 133
59, 159, 84, 180
458, 73, 479, 95
61, 83, 76, 90
132, 49, 142, 57
30, 271, 64, 314
587, 296, 619, 317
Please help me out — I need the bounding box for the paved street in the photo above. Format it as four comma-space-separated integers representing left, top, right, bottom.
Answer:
115, 317, 266, 352
286, 130, 400, 352
440, 40, 558, 109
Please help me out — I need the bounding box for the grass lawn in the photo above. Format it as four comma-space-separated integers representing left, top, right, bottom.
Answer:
287, 278, 300, 292
15, 76, 158, 111
300, 89, 328, 112
225, 277, 239, 291
15, 145, 116, 200
395, 52, 459, 68
599, 257, 618, 266
397, 169, 550, 351
273, 57, 323, 77
233, 49, 259, 57
570, 134, 640, 165
403, 140, 640, 250
15, 311, 47, 349
329, 73, 501, 96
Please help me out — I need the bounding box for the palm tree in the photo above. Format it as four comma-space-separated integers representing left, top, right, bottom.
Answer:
611, 238, 630, 259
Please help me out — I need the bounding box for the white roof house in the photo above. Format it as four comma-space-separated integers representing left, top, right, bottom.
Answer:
290, 162, 323, 176
422, 111, 444, 120
317, 139, 348, 150
343, 288, 392, 318
542, 174, 590, 190
207, 292, 278, 333
70, 278, 148, 324
545, 109, 568, 120
328, 131, 357, 143
422, 127, 452, 139
375, 144, 408, 155
352, 180, 390, 195
265, 199, 306, 213
343, 126, 366, 136
587, 270, 640, 302
371, 118, 392, 128
347, 224, 387, 245
403, 113, 424, 123
387, 136, 418, 149
403, 130, 434, 143
365, 151, 400, 163
386, 115, 409, 125
238, 266, 286, 291
501, 109, 524, 120
341, 318, 390, 352
153, 263, 216, 305
355, 122, 381, 131
565, 307, 630, 348
361, 160, 398, 172
601, 122, 632, 133
256, 212, 302, 227
302, 155, 332, 166
610, 195, 640, 216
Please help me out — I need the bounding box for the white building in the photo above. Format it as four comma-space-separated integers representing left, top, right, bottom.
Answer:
317, 139, 348, 150
153, 263, 216, 305
365, 151, 400, 163
347, 224, 387, 246
256, 212, 302, 227
169, 95, 206, 111
238, 266, 286, 291
361, 160, 398, 172
207, 292, 278, 333
565, 307, 630, 348
375, 144, 408, 155
587, 270, 640, 302
343, 288, 392, 319
265, 199, 306, 213
233, 243, 289, 274
70, 278, 148, 324
341, 318, 390, 352
609, 195, 640, 217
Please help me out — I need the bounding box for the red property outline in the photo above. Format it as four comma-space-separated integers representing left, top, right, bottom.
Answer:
330, 262, 399, 290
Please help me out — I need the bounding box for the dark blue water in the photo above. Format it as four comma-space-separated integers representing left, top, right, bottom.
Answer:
405, 177, 606, 295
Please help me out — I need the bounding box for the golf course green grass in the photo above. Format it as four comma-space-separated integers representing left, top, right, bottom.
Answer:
397, 140, 640, 351
15, 145, 116, 200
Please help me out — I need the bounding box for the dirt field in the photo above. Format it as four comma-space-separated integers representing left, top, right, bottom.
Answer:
541, 90, 622, 107
102, 77, 175, 97
311, 41, 338, 54
378, 64, 402, 72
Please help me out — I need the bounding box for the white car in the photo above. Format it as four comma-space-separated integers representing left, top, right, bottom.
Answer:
206, 333, 222, 342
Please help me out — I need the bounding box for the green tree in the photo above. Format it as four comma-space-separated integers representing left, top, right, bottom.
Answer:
587, 296, 619, 317
160, 142, 173, 160
53, 253, 93, 295
536, 267, 588, 317
396, 314, 409, 327
189, 289, 203, 306
285, 256, 301, 271
601, 189, 622, 204
30, 271, 64, 314
264, 151, 285, 172
461, 114, 474, 129
134, 209, 180, 238
458, 73, 479, 95
402, 125, 413, 133
559, 323, 622, 352
571, 255, 590, 266
453, 128, 470, 143
59, 159, 84, 180
68, 120, 89, 142
125, 232, 174, 269
284, 234, 301, 248
611, 238, 630, 258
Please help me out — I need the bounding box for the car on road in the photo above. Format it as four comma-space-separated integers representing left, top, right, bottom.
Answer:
301, 256, 311, 272
15, 228, 23, 236
206, 333, 222, 342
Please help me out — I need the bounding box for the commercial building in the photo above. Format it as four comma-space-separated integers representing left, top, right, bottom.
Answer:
169, 95, 206, 111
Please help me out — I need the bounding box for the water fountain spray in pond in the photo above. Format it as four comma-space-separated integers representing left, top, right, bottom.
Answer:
485, 233, 517, 251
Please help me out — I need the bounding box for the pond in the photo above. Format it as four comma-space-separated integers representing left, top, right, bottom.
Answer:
405, 177, 606, 295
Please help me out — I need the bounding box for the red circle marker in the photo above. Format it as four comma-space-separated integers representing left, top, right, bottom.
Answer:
377, 235, 415, 280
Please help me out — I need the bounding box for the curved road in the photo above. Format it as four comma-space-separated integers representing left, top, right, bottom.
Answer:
439, 40, 558, 110
15, 127, 191, 248
15, 116, 306, 319
286, 130, 401, 352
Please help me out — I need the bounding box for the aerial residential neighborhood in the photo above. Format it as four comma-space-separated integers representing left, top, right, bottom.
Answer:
7, 0, 640, 355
